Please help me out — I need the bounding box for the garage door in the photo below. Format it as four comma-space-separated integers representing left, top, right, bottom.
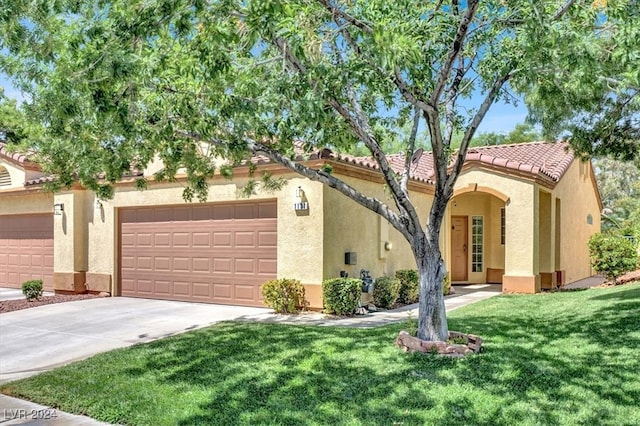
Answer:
0, 214, 54, 290
119, 201, 277, 306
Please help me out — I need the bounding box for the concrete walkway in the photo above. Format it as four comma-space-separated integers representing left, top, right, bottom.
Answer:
0, 284, 500, 425
243, 283, 501, 327
0, 287, 54, 301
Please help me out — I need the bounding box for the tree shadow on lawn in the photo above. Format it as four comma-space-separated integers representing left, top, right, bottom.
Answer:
110, 286, 640, 425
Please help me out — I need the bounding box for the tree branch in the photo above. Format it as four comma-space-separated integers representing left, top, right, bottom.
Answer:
430, 0, 480, 107
553, 0, 577, 21
175, 130, 414, 242
445, 72, 512, 195
316, 0, 373, 33
401, 108, 421, 194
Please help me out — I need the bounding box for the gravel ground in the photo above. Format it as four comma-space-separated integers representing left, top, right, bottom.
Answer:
0, 293, 108, 314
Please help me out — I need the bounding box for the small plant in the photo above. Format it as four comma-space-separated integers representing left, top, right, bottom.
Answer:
22, 279, 43, 301
261, 279, 306, 314
322, 278, 361, 315
442, 272, 452, 296
395, 269, 419, 304
372, 276, 401, 309
405, 313, 418, 337
588, 233, 638, 282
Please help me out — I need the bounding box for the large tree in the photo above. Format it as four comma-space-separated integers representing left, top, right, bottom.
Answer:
1, 0, 636, 341
524, 0, 640, 162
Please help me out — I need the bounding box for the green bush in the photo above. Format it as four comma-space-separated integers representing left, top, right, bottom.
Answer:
588, 233, 638, 281
22, 280, 43, 301
372, 276, 401, 309
395, 269, 419, 304
442, 272, 452, 296
322, 278, 361, 315
261, 279, 306, 314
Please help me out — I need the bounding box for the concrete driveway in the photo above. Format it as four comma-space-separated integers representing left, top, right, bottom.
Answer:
0, 295, 270, 384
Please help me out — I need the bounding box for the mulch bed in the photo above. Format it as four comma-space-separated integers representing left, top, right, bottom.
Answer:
0, 293, 108, 314
599, 269, 640, 287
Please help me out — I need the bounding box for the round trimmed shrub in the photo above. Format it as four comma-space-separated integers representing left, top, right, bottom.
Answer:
261, 278, 306, 313
395, 269, 419, 304
588, 233, 638, 282
22, 279, 43, 301
372, 276, 401, 309
322, 278, 361, 315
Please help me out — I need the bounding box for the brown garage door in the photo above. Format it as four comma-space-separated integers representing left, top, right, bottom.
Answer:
0, 214, 54, 290
119, 201, 277, 306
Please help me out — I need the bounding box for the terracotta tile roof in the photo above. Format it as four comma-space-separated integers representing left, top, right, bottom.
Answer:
462, 141, 574, 181
336, 141, 574, 184
0, 142, 40, 170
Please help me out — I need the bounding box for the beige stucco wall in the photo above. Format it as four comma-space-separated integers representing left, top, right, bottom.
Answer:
454, 169, 538, 280
0, 189, 53, 215
553, 160, 601, 283
53, 190, 90, 273
85, 174, 325, 296
0, 160, 45, 190
322, 175, 433, 282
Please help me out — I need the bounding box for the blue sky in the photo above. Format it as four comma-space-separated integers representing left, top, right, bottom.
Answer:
1, 71, 528, 134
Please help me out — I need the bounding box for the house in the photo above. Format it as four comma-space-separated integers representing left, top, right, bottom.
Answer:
0, 140, 602, 309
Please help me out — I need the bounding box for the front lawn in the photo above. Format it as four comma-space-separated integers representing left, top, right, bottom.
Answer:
2, 283, 640, 425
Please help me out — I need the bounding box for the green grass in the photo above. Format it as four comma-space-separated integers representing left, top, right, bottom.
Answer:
2, 284, 640, 426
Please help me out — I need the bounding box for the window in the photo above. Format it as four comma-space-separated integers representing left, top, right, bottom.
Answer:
500, 208, 505, 245
472, 216, 483, 272
0, 167, 11, 187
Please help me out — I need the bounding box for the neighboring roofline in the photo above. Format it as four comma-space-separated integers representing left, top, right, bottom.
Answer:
0, 142, 42, 172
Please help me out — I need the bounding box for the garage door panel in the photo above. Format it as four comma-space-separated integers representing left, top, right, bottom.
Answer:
120, 201, 276, 306
0, 214, 54, 290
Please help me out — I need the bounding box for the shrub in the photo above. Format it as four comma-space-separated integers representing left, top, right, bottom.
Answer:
588, 233, 638, 282
372, 276, 401, 309
442, 272, 452, 296
261, 279, 306, 314
22, 280, 43, 301
322, 278, 361, 315
395, 269, 419, 304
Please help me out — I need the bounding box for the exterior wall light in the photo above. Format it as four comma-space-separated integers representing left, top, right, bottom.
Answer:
384, 241, 393, 251
53, 203, 64, 215
294, 186, 309, 212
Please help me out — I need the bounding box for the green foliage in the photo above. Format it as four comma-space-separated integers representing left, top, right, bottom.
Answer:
260, 278, 306, 314
471, 123, 542, 147
588, 233, 638, 281
372, 276, 401, 309
2, 284, 640, 425
21, 279, 43, 301
395, 269, 419, 304
595, 158, 640, 234
322, 278, 361, 316
443, 273, 452, 296
3, 0, 638, 340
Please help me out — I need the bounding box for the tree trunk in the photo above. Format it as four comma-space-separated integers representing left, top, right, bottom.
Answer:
414, 192, 450, 342
415, 237, 448, 341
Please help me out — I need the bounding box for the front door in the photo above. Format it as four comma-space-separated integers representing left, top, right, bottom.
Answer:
451, 215, 468, 281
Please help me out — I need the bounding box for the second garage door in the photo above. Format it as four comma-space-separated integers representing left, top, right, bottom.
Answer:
120, 201, 277, 306
0, 214, 54, 290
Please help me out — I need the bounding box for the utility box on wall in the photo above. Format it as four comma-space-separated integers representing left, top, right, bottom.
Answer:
344, 252, 357, 265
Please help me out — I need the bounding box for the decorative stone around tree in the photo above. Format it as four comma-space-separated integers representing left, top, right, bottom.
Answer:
395, 330, 483, 358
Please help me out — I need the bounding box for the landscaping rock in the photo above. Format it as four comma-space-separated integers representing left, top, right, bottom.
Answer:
395, 330, 483, 357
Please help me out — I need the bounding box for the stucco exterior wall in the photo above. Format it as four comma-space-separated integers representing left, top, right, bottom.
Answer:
0, 190, 53, 214
85, 174, 325, 299
322, 175, 433, 282
445, 192, 505, 283
553, 160, 601, 283
455, 170, 536, 269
